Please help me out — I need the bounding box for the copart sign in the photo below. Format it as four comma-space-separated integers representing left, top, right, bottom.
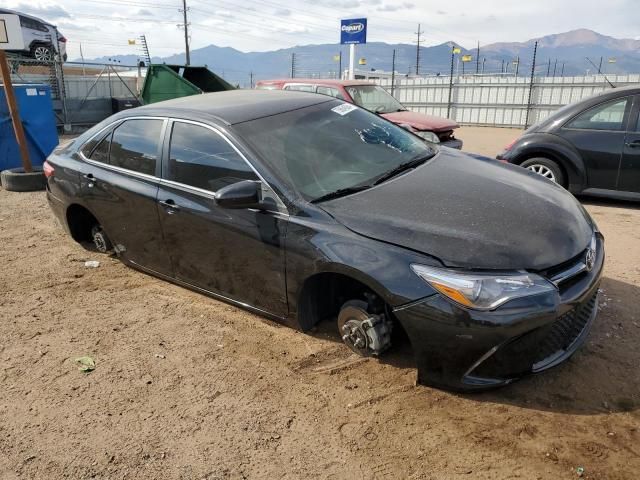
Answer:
340, 18, 367, 45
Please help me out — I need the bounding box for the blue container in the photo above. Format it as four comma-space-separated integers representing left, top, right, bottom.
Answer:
0, 84, 59, 171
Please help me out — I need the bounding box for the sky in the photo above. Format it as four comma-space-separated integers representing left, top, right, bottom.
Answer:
4, 0, 638, 60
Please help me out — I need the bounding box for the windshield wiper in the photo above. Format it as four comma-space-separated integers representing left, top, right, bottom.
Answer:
372, 154, 432, 186
310, 184, 371, 203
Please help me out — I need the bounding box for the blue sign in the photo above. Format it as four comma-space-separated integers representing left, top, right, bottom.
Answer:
340, 18, 367, 45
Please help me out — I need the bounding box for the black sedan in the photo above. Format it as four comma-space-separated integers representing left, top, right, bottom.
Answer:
45, 90, 604, 391
497, 85, 640, 201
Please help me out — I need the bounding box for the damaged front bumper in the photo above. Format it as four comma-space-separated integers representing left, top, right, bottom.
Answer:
392, 236, 604, 392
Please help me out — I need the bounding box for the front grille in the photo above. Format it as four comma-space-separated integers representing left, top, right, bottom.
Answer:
470, 290, 598, 379
533, 290, 598, 366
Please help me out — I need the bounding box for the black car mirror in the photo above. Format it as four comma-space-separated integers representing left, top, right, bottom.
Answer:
215, 180, 263, 209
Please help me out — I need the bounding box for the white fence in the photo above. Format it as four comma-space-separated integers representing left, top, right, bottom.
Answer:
376, 74, 640, 128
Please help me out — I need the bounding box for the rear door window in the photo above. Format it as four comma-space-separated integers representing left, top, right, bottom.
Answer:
166, 122, 257, 192
109, 119, 163, 176
81, 129, 111, 162
88, 134, 111, 164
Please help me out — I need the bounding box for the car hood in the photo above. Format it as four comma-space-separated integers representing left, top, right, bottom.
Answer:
320, 148, 593, 270
380, 110, 458, 132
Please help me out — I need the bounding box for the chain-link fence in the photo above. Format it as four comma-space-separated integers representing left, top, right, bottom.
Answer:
7, 54, 143, 131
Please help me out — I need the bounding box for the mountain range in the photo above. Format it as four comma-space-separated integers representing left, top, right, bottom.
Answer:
84, 29, 640, 87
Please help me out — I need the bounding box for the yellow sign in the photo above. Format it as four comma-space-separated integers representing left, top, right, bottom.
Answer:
333, 54, 341, 61
128, 39, 136, 45
452, 47, 461, 54
461, 54, 472, 62
358, 58, 367, 65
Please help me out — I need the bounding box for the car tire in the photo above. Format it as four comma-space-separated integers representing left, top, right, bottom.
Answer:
0, 167, 46, 192
520, 157, 565, 186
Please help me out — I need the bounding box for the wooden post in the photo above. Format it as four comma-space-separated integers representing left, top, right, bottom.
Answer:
0, 50, 32, 173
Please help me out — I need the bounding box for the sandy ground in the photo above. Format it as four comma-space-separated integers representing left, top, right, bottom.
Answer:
1, 128, 639, 479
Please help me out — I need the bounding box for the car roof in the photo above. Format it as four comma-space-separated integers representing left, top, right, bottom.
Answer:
0, 8, 55, 27
257, 78, 376, 87
131, 89, 335, 125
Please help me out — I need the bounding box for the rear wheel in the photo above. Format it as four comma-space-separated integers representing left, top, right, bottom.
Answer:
520, 157, 565, 186
31, 44, 53, 62
337, 300, 393, 357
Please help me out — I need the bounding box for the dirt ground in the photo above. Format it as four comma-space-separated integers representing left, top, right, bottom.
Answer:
1, 128, 639, 480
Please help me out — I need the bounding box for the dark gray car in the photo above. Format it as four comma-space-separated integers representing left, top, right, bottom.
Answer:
497, 86, 640, 201
45, 90, 603, 391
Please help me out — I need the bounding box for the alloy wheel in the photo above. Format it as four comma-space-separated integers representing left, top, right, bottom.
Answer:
526, 164, 557, 183
34, 46, 52, 62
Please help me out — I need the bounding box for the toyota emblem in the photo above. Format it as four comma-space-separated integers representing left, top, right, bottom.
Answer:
585, 248, 596, 272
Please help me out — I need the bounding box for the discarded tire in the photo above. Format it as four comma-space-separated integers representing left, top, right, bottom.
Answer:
0, 167, 46, 192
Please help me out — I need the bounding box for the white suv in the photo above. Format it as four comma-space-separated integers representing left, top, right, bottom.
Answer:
0, 8, 67, 62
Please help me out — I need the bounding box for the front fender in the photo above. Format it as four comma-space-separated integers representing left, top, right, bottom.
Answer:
503, 133, 587, 193
284, 214, 440, 323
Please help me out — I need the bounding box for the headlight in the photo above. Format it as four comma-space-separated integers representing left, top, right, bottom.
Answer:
410, 265, 556, 310
414, 131, 440, 143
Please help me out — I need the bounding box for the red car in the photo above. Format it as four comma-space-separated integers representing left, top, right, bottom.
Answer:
256, 79, 462, 149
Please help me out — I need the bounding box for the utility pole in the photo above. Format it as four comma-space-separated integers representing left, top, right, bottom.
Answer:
481, 57, 485, 74
391, 49, 396, 97
447, 46, 455, 118
291, 53, 296, 78
553, 59, 557, 77
180, 0, 191, 65
249, 71, 254, 88
515, 56, 520, 76
546, 58, 551, 76
501, 59, 505, 73
476, 41, 480, 74
598, 56, 603, 74
525, 41, 538, 129
561, 62, 565, 77
414, 23, 423, 75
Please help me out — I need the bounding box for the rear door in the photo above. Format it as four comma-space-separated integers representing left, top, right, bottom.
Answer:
78, 117, 173, 276
558, 96, 633, 190
156, 119, 289, 316
618, 96, 640, 193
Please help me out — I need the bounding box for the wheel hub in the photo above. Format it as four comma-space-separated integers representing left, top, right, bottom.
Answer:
338, 304, 393, 356
91, 226, 109, 253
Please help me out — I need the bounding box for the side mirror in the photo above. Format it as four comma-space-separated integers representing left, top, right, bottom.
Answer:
215, 180, 262, 209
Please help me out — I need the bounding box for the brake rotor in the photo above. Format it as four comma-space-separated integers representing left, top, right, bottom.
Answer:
338, 299, 393, 357
338, 302, 372, 356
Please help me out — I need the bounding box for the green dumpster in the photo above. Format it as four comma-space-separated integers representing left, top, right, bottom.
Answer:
141, 64, 235, 104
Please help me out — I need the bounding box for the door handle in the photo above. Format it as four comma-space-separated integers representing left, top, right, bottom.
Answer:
625, 141, 640, 148
159, 199, 180, 213
83, 173, 96, 187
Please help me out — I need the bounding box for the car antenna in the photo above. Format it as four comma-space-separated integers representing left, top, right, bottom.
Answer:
585, 57, 616, 88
